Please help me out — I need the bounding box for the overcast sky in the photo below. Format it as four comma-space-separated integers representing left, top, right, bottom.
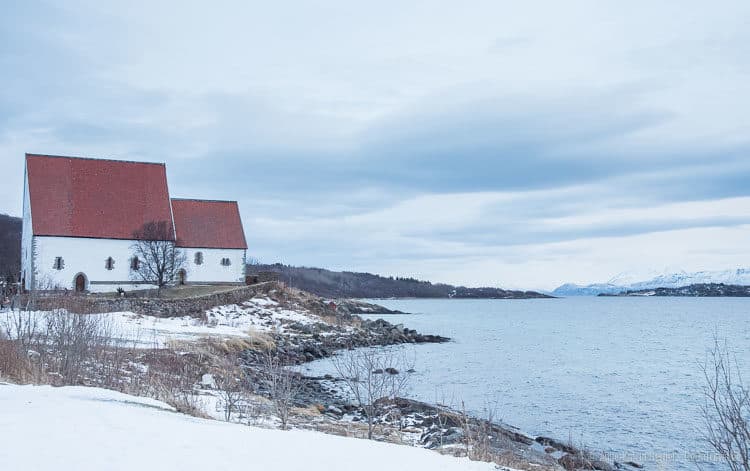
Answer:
2, 0, 749, 290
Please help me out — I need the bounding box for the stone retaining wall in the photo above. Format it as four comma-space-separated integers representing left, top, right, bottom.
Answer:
245, 271, 281, 284
22, 282, 280, 318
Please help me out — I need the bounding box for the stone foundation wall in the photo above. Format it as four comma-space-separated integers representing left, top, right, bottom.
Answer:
22, 282, 280, 318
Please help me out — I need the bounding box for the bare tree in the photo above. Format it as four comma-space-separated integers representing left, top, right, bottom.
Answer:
332, 347, 412, 439
700, 338, 750, 471
130, 221, 186, 294
259, 351, 302, 430
213, 357, 247, 422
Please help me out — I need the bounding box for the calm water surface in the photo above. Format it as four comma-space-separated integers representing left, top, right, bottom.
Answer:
301, 297, 750, 470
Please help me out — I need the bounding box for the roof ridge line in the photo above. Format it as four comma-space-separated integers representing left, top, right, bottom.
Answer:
26, 153, 166, 166
171, 198, 239, 204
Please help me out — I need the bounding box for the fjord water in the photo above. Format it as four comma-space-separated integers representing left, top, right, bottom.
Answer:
303, 297, 750, 470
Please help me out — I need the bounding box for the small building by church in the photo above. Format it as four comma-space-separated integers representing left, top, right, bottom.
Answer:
21, 153, 248, 293
171, 198, 247, 286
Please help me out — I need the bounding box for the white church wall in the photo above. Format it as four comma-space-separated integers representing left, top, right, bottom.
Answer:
180, 248, 246, 284
21, 171, 34, 290
33, 236, 157, 293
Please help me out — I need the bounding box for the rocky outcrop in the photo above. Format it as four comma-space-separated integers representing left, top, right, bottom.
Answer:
243, 316, 449, 365
334, 299, 406, 315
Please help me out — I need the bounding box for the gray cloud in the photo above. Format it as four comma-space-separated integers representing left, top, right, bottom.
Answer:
2, 0, 750, 287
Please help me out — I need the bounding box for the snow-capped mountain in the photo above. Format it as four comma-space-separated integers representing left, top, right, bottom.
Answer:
552, 268, 750, 296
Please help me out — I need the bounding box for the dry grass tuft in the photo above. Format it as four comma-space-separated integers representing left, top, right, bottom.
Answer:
243, 328, 276, 351
166, 329, 275, 356
0, 339, 37, 384
292, 405, 322, 417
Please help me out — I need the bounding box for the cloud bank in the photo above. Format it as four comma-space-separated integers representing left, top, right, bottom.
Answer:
1, 0, 749, 289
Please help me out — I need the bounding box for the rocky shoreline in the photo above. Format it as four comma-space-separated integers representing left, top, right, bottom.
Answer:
245, 317, 446, 365
282, 374, 634, 471
232, 285, 631, 471
2, 283, 634, 471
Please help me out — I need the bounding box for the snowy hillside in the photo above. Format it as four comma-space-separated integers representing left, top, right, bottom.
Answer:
0, 383, 500, 471
553, 268, 750, 296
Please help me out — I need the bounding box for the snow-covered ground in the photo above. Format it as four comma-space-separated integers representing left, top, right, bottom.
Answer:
0, 383, 500, 471
2, 296, 321, 348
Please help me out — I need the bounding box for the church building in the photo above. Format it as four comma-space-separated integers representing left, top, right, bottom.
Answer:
21, 154, 247, 292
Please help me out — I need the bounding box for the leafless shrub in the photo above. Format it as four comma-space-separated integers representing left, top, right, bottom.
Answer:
430, 390, 460, 448
332, 347, 413, 439
150, 374, 209, 418
700, 337, 750, 471
0, 309, 113, 384
1, 310, 52, 383
457, 401, 498, 462
2, 309, 42, 352
44, 310, 112, 382
0, 338, 37, 383
136, 350, 210, 418
259, 351, 302, 430
214, 358, 246, 422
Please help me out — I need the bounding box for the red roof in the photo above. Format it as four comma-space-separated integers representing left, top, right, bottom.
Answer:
26, 154, 175, 240
171, 199, 247, 249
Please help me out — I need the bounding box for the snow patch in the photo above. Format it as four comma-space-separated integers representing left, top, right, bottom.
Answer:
1, 295, 322, 349
0, 384, 501, 471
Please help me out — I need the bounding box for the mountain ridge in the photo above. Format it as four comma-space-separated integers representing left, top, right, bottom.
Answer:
553, 268, 750, 296
599, 283, 750, 297
250, 263, 552, 299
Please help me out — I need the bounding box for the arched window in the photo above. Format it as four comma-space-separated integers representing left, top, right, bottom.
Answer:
130, 256, 140, 271
194, 252, 204, 265
220, 257, 232, 266
105, 257, 115, 270
75, 273, 87, 292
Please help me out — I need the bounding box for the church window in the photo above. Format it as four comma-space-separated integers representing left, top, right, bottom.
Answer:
105, 257, 115, 270
53, 257, 64, 270
221, 258, 231, 266
194, 252, 204, 265
131, 256, 140, 271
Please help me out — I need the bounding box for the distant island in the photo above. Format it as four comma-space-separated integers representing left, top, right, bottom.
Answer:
599, 283, 750, 297
250, 263, 552, 299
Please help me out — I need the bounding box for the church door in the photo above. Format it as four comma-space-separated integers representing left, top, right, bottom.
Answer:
178, 269, 187, 285
75, 274, 86, 292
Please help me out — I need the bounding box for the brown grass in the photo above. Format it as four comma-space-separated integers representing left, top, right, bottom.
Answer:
292, 405, 323, 418
0, 339, 35, 383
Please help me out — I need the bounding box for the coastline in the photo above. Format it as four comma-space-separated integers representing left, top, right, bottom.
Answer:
1, 284, 624, 471
235, 286, 623, 471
